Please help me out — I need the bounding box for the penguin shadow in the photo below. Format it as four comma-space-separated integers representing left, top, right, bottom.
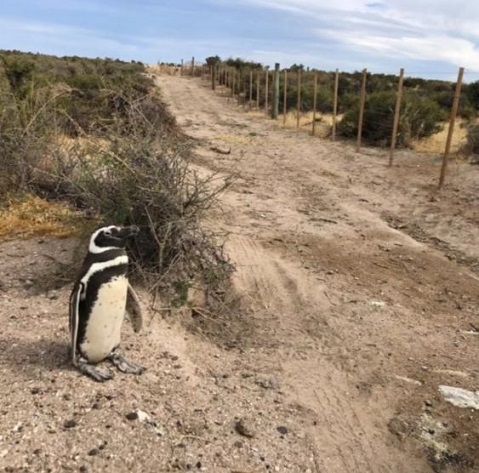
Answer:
1, 336, 74, 379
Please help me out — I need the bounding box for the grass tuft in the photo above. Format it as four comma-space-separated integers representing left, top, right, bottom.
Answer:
0, 194, 94, 241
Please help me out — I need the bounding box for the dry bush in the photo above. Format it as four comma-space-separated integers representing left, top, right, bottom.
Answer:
1, 55, 235, 310
465, 123, 479, 162
40, 139, 233, 295
23, 95, 234, 308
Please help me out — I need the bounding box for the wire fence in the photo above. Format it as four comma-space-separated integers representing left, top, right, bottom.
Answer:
159, 57, 479, 188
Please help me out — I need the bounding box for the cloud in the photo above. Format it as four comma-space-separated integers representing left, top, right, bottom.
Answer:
216, 0, 479, 72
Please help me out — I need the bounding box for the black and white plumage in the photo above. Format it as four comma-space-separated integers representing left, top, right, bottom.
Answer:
69, 225, 145, 382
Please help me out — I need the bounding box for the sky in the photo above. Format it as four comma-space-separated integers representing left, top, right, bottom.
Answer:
1, 0, 479, 81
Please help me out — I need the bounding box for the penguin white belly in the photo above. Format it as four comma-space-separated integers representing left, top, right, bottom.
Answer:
80, 275, 128, 363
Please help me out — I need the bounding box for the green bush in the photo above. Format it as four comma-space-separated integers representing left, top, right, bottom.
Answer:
465, 123, 479, 158
338, 90, 446, 147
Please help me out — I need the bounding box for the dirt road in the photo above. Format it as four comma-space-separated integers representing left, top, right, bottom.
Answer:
1, 73, 478, 473
154, 74, 479, 472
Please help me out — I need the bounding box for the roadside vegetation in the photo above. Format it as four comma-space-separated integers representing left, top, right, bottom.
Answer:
205, 56, 478, 150
0, 50, 233, 307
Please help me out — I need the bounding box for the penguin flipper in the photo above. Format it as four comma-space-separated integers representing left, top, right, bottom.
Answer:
126, 284, 143, 333
69, 282, 84, 364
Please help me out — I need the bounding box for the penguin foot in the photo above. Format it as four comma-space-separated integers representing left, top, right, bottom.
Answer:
77, 359, 114, 382
108, 350, 145, 375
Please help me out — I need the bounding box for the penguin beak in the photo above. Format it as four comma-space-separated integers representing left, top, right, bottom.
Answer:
119, 225, 140, 238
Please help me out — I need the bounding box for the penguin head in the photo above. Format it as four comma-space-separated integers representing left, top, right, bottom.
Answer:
89, 225, 139, 253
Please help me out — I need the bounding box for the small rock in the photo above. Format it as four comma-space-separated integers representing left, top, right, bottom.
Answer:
12, 423, 23, 433
234, 418, 255, 438
276, 425, 288, 435
439, 385, 479, 409
30, 387, 41, 395
24, 279, 34, 290
64, 419, 77, 429
136, 410, 150, 423
47, 291, 59, 300
98, 441, 107, 450
125, 412, 138, 421
256, 376, 280, 390
88, 448, 100, 456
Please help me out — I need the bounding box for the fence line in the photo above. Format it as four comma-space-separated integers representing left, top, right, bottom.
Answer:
179, 61, 470, 187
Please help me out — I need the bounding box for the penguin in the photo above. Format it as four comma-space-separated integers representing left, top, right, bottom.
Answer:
69, 225, 145, 382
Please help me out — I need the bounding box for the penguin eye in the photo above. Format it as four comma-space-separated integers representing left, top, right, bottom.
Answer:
104, 229, 112, 237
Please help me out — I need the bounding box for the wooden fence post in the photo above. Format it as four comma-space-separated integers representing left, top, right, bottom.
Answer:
356, 68, 367, 152
332, 69, 339, 141
249, 70, 253, 109
296, 69, 302, 129
388, 68, 405, 167
256, 72, 260, 109
272, 63, 280, 119
180, 59, 184, 76
439, 67, 465, 188
312, 71, 318, 136
264, 68, 269, 113
211, 66, 216, 90
283, 69, 288, 125
232, 70, 236, 100
226, 70, 230, 89
191, 56, 195, 76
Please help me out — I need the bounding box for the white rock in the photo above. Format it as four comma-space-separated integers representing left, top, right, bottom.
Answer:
136, 409, 150, 423
439, 385, 479, 409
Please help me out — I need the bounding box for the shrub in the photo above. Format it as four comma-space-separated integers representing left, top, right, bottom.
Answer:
338, 90, 446, 147
0, 50, 234, 308
465, 123, 479, 159
36, 134, 234, 302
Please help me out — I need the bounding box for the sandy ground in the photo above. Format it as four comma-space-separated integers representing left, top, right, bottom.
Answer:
1, 74, 479, 473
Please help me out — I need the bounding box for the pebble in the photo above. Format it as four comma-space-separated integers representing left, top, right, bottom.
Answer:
276, 426, 288, 435
234, 418, 255, 438
47, 291, 59, 300
125, 412, 138, 421
88, 448, 100, 456
256, 376, 280, 390
64, 419, 77, 429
